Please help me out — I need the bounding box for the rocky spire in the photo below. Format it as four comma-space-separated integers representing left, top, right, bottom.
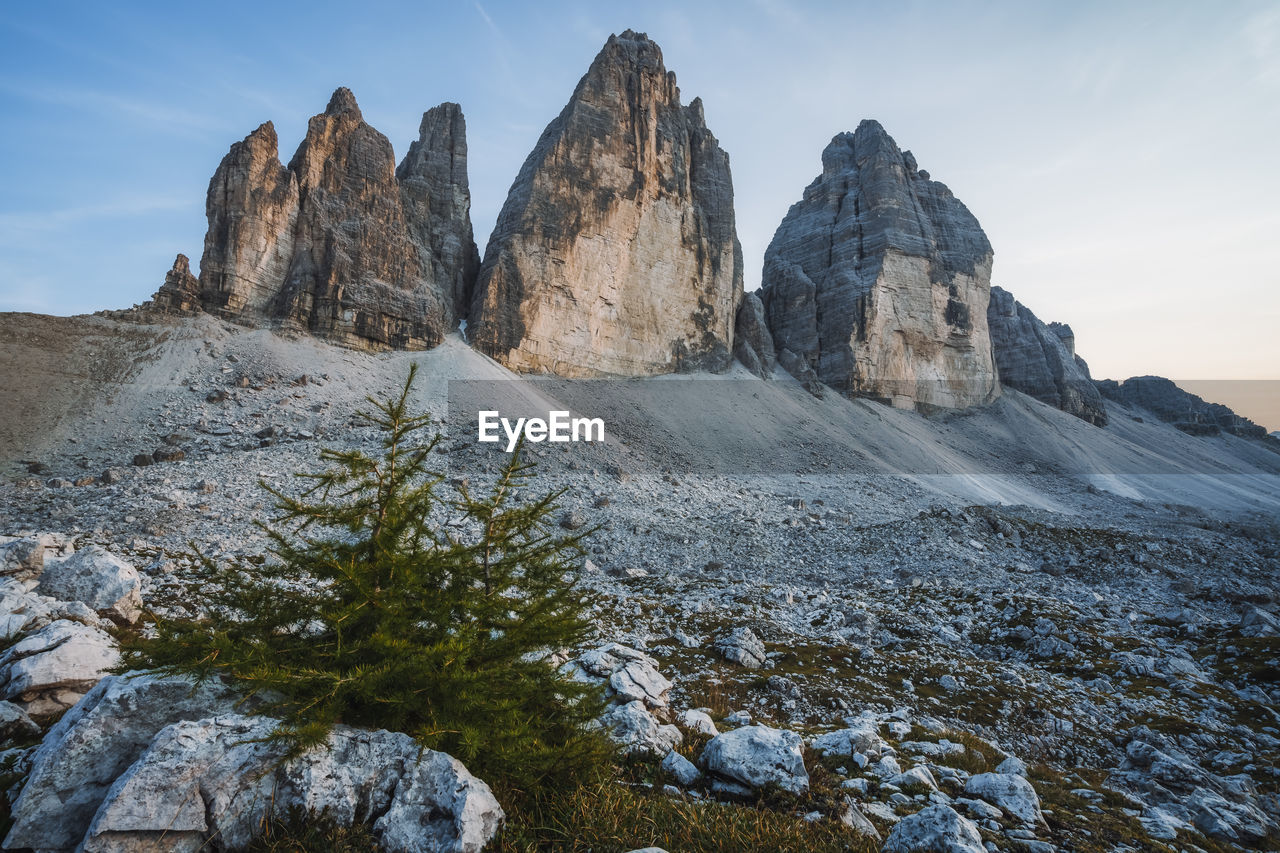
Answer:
397, 103, 480, 323
150, 254, 201, 314
158, 89, 479, 351
468, 30, 743, 377
988, 286, 1108, 425
197, 122, 298, 319
760, 120, 999, 409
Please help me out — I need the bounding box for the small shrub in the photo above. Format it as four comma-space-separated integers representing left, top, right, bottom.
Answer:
121, 365, 612, 794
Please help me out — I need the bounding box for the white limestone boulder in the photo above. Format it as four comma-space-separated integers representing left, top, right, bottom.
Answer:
701, 725, 808, 795
80, 714, 503, 853
0, 619, 120, 716
882, 804, 986, 853
4, 672, 244, 851
38, 546, 142, 624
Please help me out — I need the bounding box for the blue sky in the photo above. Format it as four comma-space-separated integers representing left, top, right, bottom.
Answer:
2, 0, 1278, 388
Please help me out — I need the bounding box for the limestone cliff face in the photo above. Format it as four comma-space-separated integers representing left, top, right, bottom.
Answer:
198, 121, 299, 319
397, 103, 480, 323
987, 286, 1108, 426
163, 89, 478, 350
760, 121, 998, 409
468, 30, 742, 377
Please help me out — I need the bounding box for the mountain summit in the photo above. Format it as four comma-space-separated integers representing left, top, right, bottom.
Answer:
467, 30, 743, 377
153, 90, 478, 351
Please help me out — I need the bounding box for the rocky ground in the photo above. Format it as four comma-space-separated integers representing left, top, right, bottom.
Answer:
1, 313, 1278, 851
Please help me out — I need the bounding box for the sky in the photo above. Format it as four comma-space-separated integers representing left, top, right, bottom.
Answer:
1, 1, 1277, 421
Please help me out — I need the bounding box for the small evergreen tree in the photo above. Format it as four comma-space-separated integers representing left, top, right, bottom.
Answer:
122, 365, 611, 793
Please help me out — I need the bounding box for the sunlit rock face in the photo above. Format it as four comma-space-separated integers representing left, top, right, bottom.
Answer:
162, 89, 478, 351
760, 121, 999, 410
468, 30, 743, 377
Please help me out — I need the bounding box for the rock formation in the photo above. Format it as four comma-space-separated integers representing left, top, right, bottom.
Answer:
1095, 376, 1270, 438
987, 286, 1108, 425
158, 90, 478, 350
397, 102, 481, 323
734, 292, 776, 378
759, 121, 999, 410
468, 30, 742, 377
151, 254, 201, 314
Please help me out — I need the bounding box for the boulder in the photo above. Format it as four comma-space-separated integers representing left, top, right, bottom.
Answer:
1239, 605, 1280, 638
562, 643, 671, 709
838, 798, 881, 841
0, 537, 44, 581
469, 30, 742, 377
0, 620, 120, 716
881, 804, 986, 853
713, 626, 766, 669
599, 700, 681, 757
811, 719, 884, 758
80, 715, 503, 853
888, 765, 939, 791
0, 576, 106, 640
679, 709, 718, 736
0, 699, 40, 741
995, 754, 1028, 777
760, 121, 999, 410
701, 724, 808, 795
38, 546, 142, 624
609, 659, 673, 710
987, 286, 1107, 425
963, 772, 1045, 827
660, 749, 701, 787
4, 673, 244, 851
1185, 786, 1275, 844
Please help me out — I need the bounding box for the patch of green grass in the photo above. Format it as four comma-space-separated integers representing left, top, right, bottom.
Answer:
491, 781, 877, 853
1031, 766, 1178, 853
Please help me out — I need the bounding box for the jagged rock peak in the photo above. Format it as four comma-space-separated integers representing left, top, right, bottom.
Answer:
468, 30, 742, 377
988, 286, 1108, 426
397, 102, 480, 323
325, 86, 362, 119
150, 253, 201, 314
760, 121, 999, 410
155, 90, 479, 351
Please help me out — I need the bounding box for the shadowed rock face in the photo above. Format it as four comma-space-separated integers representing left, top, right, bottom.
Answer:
760, 121, 999, 410
468, 30, 743, 377
734, 292, 776, 378
165, 89, 478, 351
1096, 376, 1270, 438
988, 286, 1108, 426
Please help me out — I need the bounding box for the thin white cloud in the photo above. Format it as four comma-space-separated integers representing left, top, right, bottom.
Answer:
0, 196, 192, 244
0, 79, 227, 137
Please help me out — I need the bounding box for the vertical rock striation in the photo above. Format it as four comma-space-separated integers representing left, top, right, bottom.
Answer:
157, 89, 478, 351
987, 286, 1108, 425
397, 102, 481, 324
759, 121, 999, 409
468, 30, 742, 377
